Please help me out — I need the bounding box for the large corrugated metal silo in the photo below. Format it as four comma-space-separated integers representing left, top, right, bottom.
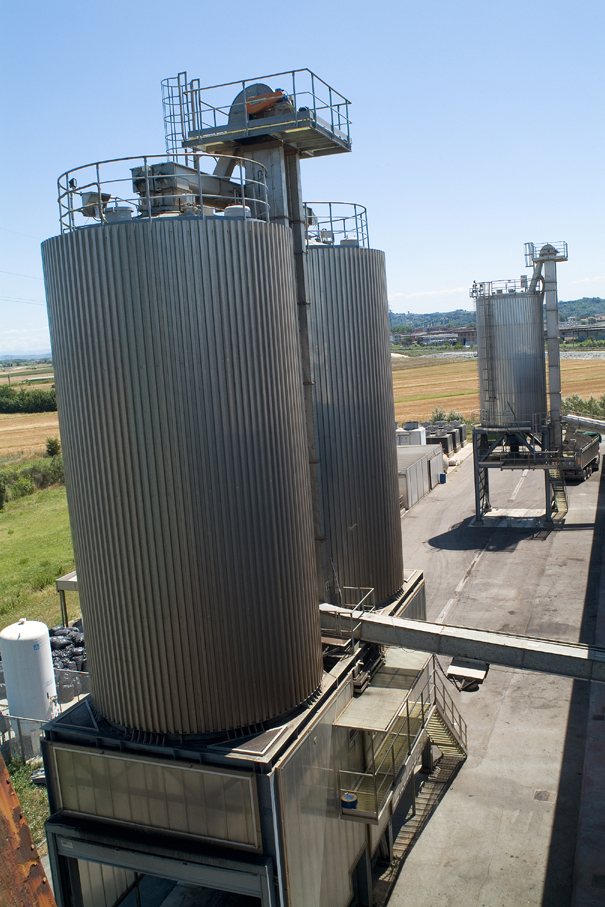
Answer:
42, 216, 322, 736
307, 245, 403, 604
476, 291, 547, 427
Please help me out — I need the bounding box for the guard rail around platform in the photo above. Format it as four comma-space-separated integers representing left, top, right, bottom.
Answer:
338, 657, 466, 823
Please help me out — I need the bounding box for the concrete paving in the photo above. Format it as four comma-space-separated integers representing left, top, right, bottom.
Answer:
390, 447, 605, 907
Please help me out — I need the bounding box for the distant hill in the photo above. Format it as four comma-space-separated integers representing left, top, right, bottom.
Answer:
389, 298, 605, 329
558, 298, 605, 320
0, 351, 52, 363
389, 309, 475, 330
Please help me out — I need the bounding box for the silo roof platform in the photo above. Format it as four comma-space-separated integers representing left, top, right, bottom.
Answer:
162, 69, 352, 158
334, 649, 430, 733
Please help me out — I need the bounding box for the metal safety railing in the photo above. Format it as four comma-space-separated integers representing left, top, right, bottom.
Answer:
58, 153, 270, 232
470, 278, 537, 298
162, 69, 351, 157
305, 202, 369, 248
0, 668, 90, 763
474, 411, 551, 433
524, 241, 568, 266
323, 585, 376, 649
338, 657, 466, 821
433, 661, 468, 751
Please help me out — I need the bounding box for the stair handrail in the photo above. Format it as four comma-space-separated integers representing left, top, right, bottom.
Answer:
433, 661, 468, 751
338, 658, 467, 819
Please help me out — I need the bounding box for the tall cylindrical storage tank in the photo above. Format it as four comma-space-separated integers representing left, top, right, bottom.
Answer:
307, 246, 403, 604
42, 217, 322, 736
476, 292, 547, 427
0, 619, 56, 720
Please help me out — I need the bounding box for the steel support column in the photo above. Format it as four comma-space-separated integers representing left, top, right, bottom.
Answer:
473, 428, 491, 523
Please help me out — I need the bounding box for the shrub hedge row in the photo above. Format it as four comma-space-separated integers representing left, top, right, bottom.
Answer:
562, 393, 605, 420
0, 385, 56, 413
0, 457, 64, 509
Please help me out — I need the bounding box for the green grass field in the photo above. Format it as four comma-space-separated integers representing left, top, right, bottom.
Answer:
0, 487, 78, 632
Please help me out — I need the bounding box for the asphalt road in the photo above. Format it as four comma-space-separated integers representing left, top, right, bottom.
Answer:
391, 446, 604, 907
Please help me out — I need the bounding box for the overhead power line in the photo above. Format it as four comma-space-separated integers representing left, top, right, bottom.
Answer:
0, 270, 43, 280
0, 296, 46, 307
0, 226, 43, 241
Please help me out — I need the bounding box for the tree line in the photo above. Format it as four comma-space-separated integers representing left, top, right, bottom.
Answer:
0, 385, 56, 413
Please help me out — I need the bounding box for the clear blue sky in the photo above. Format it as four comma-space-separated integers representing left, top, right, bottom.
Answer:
1, 0, 603, 354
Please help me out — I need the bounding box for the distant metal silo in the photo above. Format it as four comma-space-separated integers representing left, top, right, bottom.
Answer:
306, 245, 403, 604
475, 291, 547, 428
42, 216, 322, 736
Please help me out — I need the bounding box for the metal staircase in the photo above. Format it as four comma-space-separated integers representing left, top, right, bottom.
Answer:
426, 709, 467, 757
339, 659, 467, 823
372, 698, 467, 907
392, 753, 465, 856
548, 466, 568, 522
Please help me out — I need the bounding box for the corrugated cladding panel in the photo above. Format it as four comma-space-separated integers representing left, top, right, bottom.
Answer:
78, 861, 134, 907
307, 247, 403, 604
278, 681, 365, 907
476, 292, 547, 427
42, 218, 322, 735
397, 445, 442, 508
428, 447, 442, 489
50, 744, 261, 850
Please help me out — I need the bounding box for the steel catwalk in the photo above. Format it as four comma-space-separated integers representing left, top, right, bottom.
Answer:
306, 246, 403, 604
475, 292, 547, 428
42, 217, 322, 736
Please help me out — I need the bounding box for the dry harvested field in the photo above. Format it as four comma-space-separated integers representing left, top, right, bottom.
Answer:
0, 368, 54, 386
0, 412, 60, 460
2, 357, 605, 458
392, 355, 605, 423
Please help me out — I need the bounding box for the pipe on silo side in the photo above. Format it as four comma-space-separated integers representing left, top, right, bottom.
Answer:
306, 246, 403, 605
42, 218, 322, 736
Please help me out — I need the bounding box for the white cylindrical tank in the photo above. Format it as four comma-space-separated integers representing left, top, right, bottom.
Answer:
0, 619, 56, 720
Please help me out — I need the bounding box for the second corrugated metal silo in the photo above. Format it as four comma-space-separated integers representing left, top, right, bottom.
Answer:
42, 216, 322, 737
476, 292, 547, 427
307, 246, 403, 604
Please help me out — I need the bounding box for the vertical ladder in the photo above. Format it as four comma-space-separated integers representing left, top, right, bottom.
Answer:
480, 295, 495, 420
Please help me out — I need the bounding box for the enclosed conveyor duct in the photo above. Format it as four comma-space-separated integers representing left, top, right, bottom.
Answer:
525, 242, 569, 449
319, 605, 605, 683
564, 413, 605, 434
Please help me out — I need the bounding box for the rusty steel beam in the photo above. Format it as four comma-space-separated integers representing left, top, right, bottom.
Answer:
0, 752, 56, 907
